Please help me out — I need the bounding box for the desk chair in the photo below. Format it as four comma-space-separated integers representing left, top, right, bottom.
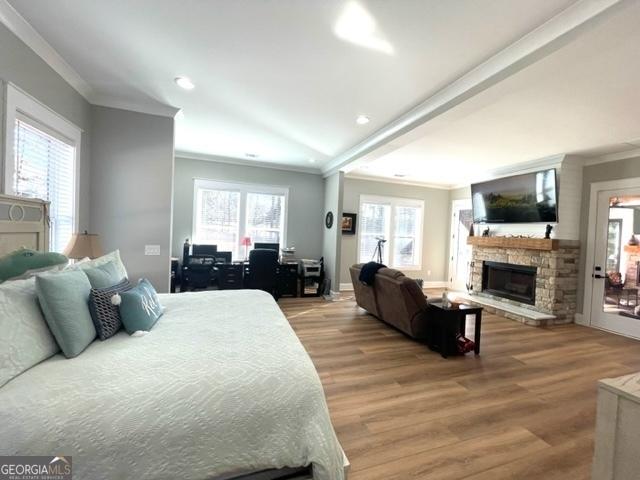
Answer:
246, 248, 279, 299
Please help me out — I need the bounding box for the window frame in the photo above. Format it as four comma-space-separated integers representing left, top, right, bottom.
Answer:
357, 194, 424, 271
2, 83, 82, 250
192, 178, 289, 257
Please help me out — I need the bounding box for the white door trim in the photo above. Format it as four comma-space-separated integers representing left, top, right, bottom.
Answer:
448, 198, 472, 290
581, 176, 640, 327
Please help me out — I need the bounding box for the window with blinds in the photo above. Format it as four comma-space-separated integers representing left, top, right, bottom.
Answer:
13, 116, 76, 253
193, 180, 287, 259
358, 195, 423, 269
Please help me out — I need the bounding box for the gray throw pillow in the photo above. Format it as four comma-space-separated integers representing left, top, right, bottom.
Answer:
36, 269, 96, 358
83, 261, 123, 289
89, 279, 132, 340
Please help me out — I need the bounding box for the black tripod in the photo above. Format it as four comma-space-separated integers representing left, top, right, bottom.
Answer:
372, 238, 386, 264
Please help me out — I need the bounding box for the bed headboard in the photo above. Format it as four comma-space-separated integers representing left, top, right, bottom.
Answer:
0, 194, 49, 256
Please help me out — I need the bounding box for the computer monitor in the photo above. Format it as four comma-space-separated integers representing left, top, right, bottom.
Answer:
192, 244, 217, 256
254, 243, 279, 252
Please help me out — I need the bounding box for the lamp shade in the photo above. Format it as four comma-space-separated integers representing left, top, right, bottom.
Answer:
63, 231, 103, 259
240, 236, 252, 247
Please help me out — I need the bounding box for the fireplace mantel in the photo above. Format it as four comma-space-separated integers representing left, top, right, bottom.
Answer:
467, 236, 559, 251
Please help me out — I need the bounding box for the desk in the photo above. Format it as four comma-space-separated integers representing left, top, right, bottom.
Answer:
215, 261, 299, 297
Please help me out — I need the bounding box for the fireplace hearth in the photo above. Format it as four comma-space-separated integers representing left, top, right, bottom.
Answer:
482, 261, 537, 305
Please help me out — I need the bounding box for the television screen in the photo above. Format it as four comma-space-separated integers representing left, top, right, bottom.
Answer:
471, 168, 558, 224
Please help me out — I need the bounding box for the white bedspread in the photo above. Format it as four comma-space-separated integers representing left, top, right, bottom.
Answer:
0, 290, 344, 480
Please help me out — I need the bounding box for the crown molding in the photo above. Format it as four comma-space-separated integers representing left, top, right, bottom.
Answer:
583, 147, 640, 165
175, 150, 323, 175
0, 0, 93, 100
90, 93, 180, 118
322, 0, 625, 176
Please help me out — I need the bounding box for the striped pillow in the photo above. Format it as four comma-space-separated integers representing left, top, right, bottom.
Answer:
88, 279, 132, 340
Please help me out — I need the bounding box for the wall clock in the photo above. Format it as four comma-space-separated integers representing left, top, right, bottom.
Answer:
325, 211, 334, 229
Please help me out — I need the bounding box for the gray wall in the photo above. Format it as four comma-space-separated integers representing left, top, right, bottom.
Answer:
172, 156, 325, 261
90, 106, 175, 292
0, 22, 92, 230
322, 172, 344, 290
340, 178, 450, 286
577, 156, 640, 313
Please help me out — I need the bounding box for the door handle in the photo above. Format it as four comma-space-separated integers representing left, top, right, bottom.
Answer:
593, 274, 605, 279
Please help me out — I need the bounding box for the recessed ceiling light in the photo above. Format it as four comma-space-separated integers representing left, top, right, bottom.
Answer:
175, 76, 195, 90
394, 173, 407, 178
308, 158, 316, 164
245, 153, 259, 159
356, 115, 370, 125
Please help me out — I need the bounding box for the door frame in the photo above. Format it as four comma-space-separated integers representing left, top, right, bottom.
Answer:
581, 176, 640, 332
448, 198, 472, 290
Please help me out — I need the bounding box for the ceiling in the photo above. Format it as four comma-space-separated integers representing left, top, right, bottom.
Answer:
6, 0, 581, 171
347, 0, 640, 187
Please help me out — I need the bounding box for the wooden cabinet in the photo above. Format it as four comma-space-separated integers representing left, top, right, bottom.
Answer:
278, 263, 298, 297
218, 263, 244, 290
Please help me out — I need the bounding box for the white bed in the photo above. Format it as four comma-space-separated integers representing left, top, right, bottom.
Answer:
0, 289, 346, 479
0, 194, 347, 480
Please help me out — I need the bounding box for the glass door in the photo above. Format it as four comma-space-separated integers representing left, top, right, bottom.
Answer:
590, 188, 640, 337
449, 199, 473, 290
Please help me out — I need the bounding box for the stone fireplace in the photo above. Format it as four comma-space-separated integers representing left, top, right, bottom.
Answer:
465, 238, 580, 326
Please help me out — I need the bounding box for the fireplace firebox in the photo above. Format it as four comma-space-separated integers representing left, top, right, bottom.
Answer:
482, 261, 537, 305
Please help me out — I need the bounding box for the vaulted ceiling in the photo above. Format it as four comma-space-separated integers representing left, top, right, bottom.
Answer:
4, 0, 638, 185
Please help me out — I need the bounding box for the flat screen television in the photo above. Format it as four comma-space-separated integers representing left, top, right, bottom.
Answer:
471, 168, 558, 224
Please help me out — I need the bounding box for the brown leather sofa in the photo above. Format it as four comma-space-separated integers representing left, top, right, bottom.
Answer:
349, 263, 430, 340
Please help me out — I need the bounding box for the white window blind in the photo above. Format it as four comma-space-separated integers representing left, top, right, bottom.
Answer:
13, 116, 76, 253
245, 192, 285, 245
359, 202, 390, 264
358, 195, 424, 269
194, 188, 241, 257
193, 180, 288, 260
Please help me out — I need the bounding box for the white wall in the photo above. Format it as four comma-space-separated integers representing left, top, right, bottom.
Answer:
323, 172, 343, 291
90, 105, 175, 292
171, 155, 325, 261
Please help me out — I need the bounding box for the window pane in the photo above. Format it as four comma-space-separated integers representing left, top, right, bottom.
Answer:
359, 202, 390, 263
246, 192, 285, 247
195, 188, 241, 257
14, 119, 75, 252
394, 206, 420, 266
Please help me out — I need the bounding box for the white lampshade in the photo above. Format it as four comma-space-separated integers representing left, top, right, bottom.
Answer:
63, 231, 103, 259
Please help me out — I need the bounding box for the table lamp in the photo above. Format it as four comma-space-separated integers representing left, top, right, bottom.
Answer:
63, 230, 103, 260
240, 236, 252, 261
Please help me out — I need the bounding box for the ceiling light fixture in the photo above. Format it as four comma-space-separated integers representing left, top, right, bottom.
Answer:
174, 76, 195, 90
308, 158, 316, 164
393, 173, 407, 178
356, 115, 370, 125
245, 153, 259, 159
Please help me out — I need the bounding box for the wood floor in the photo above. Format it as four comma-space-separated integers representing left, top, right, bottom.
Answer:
279, 292, 640, 480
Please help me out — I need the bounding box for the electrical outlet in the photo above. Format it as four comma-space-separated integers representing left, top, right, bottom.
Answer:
145, 245, 161, 256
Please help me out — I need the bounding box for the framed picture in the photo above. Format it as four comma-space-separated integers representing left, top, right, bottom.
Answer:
342, 213, 357, 235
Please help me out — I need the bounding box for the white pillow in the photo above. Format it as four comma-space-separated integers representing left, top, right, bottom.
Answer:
0, 277, 60, 387
68, 250, 128, 280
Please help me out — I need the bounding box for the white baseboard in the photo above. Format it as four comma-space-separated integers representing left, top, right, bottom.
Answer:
574, 312, 586, 325
340, 283, 354, 291
424, 281, 449, 288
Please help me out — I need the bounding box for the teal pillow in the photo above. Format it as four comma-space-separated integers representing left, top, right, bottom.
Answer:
119, 279, 163, 334
36, 269, 96, 358
83, 261, 124, 288
0, 248, 67, 282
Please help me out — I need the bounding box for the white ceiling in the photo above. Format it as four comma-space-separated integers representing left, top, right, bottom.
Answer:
6, 0, 580, 171
347, 0, 640, 187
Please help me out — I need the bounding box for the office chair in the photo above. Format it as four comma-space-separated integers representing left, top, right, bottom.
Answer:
246, 248, 279, 299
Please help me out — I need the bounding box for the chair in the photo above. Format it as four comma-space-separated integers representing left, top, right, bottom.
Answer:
183, 244, 217, 290
246, 248, 279, 298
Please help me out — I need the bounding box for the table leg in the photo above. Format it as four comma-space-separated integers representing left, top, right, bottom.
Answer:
440, 320, 448, 358
459, 314, 466, 337
474, 311, 482, 355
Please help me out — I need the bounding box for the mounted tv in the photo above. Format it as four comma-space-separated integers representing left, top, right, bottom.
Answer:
471, 168, 558, 224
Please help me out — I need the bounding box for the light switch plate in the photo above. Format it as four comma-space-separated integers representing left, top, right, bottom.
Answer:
145, 245, 161, 256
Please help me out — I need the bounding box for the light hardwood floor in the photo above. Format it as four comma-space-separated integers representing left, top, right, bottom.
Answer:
279, 291, 640, 480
